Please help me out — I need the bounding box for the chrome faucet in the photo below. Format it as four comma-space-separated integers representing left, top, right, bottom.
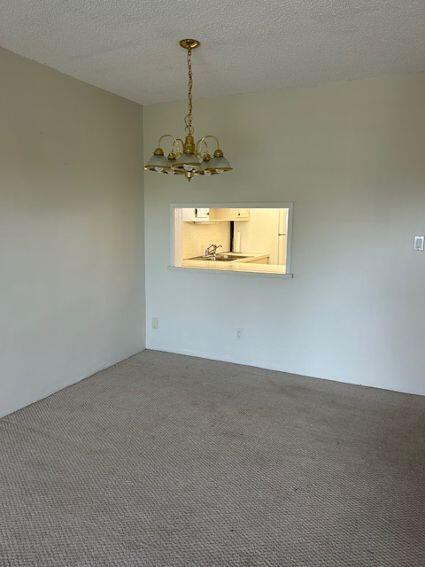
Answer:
204, 244, 222, 259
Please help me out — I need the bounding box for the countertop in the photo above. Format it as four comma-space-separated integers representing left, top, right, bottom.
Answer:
181, 252, 286, 274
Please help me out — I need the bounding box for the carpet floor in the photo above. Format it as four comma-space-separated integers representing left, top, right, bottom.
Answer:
1, 350, 424, 566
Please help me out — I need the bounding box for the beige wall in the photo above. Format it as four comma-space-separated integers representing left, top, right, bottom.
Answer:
144, 72, 425, 395
0, 48, 145, 416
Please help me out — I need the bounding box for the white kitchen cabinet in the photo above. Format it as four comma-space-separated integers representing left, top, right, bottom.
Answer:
210, 208, 250, 222
182, 208, 211, 222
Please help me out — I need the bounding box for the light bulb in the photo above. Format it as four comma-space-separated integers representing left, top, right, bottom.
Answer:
154, 166, 164, 173
183, 164, 195, 172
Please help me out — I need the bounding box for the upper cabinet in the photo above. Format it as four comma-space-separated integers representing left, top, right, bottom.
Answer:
182, 208, 250, 222
210, 208, 250, 222
182, 208, 211, 222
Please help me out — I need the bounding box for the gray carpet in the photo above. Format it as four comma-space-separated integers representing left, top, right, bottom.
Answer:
1, 351, 424, 567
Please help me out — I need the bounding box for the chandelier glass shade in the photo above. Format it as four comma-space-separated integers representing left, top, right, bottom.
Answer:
144, 39, 233, 182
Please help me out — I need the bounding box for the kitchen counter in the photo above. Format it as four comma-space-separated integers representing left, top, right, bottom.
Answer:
181, 252, 286, 274
225, 252, 269, 263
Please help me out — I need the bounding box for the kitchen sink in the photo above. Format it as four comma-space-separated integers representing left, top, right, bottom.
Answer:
189, 254, 251, 262
190, 256, 236, 262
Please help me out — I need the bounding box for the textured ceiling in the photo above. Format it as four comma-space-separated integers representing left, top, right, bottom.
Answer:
1, 1, 425, 104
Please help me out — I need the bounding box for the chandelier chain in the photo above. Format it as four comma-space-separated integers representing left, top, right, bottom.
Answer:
184, 47, 194, 136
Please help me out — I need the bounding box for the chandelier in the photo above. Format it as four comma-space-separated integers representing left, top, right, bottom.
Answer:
144, 39, 233, 182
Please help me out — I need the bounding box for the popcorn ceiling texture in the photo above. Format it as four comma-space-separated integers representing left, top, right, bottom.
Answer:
1, 350, 425, 566
0, 0, 424, 104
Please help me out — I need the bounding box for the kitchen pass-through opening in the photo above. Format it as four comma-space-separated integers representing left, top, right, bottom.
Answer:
172, 205, 293, 275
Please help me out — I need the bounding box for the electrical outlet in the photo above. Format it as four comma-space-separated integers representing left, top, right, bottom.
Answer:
152, 317, 159, 329
236, 328, 243, 340
414, 235, 424, 251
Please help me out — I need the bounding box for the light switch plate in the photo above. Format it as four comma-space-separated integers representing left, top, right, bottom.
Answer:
414, 236, 424, 251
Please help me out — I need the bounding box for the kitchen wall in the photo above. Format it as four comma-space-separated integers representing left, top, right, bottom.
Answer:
144, 71, 425, 396
235, 208, 284, 264
0, 48, 145, 417
180, 217, 230, 260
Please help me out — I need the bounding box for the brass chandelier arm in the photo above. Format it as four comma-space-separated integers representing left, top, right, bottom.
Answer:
202, 135, 220, 149
156, 134, 183, 158
195, 137, 209, 157
157, 134, 177, 146
196, 134, 221, 154
196, 135, 224, 163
